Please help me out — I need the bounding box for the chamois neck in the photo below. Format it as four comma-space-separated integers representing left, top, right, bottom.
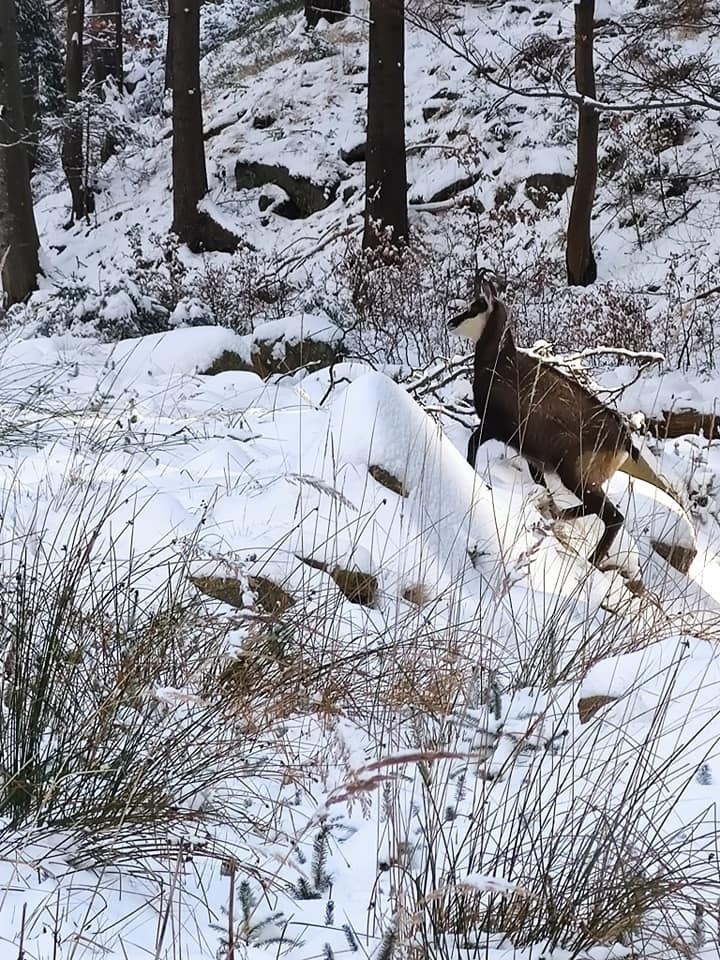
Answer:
477, 301, 513, 361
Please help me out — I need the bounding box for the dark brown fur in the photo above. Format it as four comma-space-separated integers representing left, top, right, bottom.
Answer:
462, 292, 634, 566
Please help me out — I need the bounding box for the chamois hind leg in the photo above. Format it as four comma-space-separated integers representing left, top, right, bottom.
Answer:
580, 487, 625, 567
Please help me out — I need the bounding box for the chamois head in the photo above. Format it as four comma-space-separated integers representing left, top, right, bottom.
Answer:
447, 278, 500, 342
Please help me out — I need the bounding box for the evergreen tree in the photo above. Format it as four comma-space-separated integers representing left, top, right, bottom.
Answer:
61, 0, 95, 222
0, 0, 41, 304
566, 0, 598, 286
89, 0, 123, 89
168, 0, 239, 251
16, 0, 64, 170
363, 0, 408, 252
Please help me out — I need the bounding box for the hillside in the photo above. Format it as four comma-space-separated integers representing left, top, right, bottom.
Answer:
1, 0, 720, 957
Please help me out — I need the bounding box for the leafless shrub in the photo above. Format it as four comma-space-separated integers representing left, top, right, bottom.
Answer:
514, 33, 570, 84
326, 238, 474, 367
127, 228, 294, 332
653, 255, 720, 371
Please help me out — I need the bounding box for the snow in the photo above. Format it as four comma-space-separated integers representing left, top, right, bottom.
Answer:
253, 312, 342, 344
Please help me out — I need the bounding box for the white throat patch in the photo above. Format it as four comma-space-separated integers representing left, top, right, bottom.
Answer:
450, 308, 490, 343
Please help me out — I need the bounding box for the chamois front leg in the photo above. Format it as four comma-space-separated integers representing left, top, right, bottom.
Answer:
467, 425, 484, 467
467, 409, 506, 467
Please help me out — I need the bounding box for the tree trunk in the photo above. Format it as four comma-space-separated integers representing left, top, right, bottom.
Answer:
169, 0, 238, 252
566, 0, 598, 286
89, 0, 123, 89
164, 0, 173, 90
362, 0, 408, 252
62, 0, 94, 222
0, 0, 40, 305
304, 0, 349, 28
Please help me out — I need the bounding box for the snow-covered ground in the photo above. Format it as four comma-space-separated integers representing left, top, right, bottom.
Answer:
0, 323, 719, 958
3, 0, 720, 954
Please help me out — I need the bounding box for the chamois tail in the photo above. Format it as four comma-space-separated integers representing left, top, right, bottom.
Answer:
618, 445, 686, 507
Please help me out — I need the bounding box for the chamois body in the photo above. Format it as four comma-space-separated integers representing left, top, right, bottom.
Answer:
450, 281, 638, 566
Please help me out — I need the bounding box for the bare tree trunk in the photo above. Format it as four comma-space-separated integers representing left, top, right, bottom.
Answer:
566, 0, 598, 286
304, 0, 348, 28
363, 0, 408, 252
89, 0, 123, 88
0, 0, 40, 305
169, 0, 238, 251
164, 0, 173, 90
62, 0, 94, 222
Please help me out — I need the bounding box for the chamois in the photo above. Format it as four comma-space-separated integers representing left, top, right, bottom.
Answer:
448, 279, 668, 567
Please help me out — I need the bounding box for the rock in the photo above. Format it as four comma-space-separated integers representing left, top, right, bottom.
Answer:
646, 408, 719, 440
235, 160, 340, 217
252, 113, 275, 130
297, 553, 378, 607
423, 102, 443, 121
525, 172, 575, 208
250, 315, 344, 377
331, 566, 378, 606
251, 336, 338, 377
402, 583, 432, 606
192, 574, 295, 613
340, 141, 366, 164
202, 350, 254, 375
369, 464, 408, 497
578, 694, 618, 723
257, 185, 303, 219
430, 87, 460, 101
650, 540, 697, 574
422, 171, 481, 204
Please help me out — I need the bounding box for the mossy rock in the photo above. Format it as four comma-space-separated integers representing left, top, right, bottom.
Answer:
251, 335, 341, 377
578, 694, 618, 724
192, 574, 295, 613
331, 566, 378, 606
202, 350, 254, 375
369, 464, 408, 497
296, 554, 377, 606
650, 540, 697, 575
235, 160, 340, 217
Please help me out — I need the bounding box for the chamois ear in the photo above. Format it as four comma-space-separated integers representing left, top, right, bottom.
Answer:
481, 278, 498, 302
472, 268, 485, 300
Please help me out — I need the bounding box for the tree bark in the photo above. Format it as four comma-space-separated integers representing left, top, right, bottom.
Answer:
62, 0, 94, 222
169, 0, 238, 252
164, 0, 173, 90
362, 0, 408, 251
304, 0, 349, 28
0, 0, 40, 305
566, 0, 598, 286
89, 0, 123, 89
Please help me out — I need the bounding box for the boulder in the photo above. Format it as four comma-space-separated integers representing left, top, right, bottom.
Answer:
250, 315, 344, 377
525, 172, 575, 208
235, 160, 340, 217
192, 574, 295, 613
340, 141, 366, 164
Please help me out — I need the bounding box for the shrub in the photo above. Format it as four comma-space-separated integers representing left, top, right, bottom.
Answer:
4, 278, 170, 341
325, 238, 474, 368
127, 229, 293, 334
